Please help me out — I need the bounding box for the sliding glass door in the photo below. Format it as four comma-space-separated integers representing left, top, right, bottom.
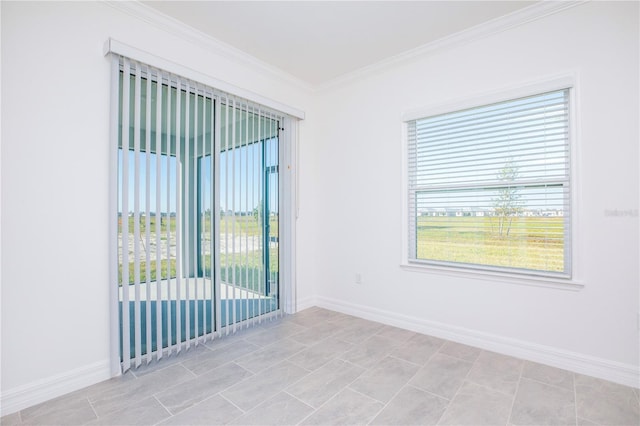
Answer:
217, 104, 280, 329
115, 58, 284, 370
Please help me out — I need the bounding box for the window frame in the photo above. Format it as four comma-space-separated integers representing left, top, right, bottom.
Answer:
400, 75, 583, 289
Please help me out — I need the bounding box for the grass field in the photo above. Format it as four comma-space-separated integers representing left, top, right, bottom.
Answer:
119, 214, 277, 237
416, 215, 565, 272
119, 215, 279, 290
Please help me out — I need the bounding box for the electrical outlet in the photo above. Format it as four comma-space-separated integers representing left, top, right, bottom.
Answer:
355, 273, 363, 284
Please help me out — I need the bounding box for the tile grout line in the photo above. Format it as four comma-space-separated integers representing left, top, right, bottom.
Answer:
293, 356, 374, 425
217, 391, 247, 422
573, 372, 579, 426
164, 389, 245, 425
281, 359, 336, 404
435, 348, 486, 425
281, 389, 317, 411
365, 380, 416, 425
348, 353, 424, 423
505, 357, 525, 426
339, 386, 388, 424
347, 385, 387, 403
407, 379, 456, 405
386, 353, 426, 368
150, 394, 173, 426
364, 380, 450, 426
406, 383, 452, 403
438, 342, 482, 364
86, 396, 100, 424
217, 359, 313, 418
279, 389, 319, 424
285, 344, 350, 372
144, 349, 260, 421
520, 374, 576, 393
460, 351, 525, 399
395, 346, 460, 404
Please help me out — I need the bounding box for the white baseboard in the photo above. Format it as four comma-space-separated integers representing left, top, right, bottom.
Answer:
295, 296, 317, 313
315, 296, 640, 389
0, 360, 112, 417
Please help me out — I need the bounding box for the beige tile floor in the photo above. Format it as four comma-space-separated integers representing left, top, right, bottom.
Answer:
2, 307, 639, 425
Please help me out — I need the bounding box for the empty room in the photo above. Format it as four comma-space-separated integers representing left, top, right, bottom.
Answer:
1, 1, 638, 425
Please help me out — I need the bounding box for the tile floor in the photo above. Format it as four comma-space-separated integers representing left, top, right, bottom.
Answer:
2, 307, 639, 425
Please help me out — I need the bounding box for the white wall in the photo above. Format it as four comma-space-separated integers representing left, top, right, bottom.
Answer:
0, 1, 313, 414
308, 1, 639, 386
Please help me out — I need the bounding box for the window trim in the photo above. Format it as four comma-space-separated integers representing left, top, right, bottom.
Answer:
400, 74, 582, 288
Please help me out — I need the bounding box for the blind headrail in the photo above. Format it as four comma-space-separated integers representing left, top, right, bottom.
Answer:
104, 38, 305, 120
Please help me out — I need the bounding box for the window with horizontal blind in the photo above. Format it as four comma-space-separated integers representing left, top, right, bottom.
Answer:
406, 88, 571, 277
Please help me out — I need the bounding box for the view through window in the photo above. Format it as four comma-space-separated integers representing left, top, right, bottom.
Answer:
407, 89, 571, 276
116, 59, 284, 368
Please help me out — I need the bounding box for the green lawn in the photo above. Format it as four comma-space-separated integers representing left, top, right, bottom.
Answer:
416, 215, 565, 272
119, 215, 279, 289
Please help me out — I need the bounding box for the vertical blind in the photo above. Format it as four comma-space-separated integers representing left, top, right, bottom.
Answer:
115, 56, 285, 372
407, 89, 571, 276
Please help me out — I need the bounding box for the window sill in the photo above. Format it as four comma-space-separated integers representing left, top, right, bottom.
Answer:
400, 262, 584, 291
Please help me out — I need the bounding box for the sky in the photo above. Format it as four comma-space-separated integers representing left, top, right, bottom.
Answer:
118, 138, 279, 216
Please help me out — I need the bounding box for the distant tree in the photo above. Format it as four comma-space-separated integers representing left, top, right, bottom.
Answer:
492, 159, 523, 237
253, 201, 264, 225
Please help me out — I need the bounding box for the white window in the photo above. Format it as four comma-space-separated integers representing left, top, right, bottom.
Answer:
406, 88, 572, 278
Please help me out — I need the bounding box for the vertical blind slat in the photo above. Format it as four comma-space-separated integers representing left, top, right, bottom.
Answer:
144, 70, 152, 365
272, 114, 276, 318
214, 98, 222, 339
184, 80, 191, 350
121, 59, 131, 372
257, 107, 263, 324
244, 103, 250, 326
175, 77, 182, 353
154, 74, 163, 360
251, 106, 258, 327
165, 72, 173, 357
110, 55, 120, 375
231, 98, 238, 333
193, 83, 199, 346
200, 87, 206, 343
233, 98, 238, 331
209, 95, 216, 342
224, 100, 230, 335
133, 65, 142, 368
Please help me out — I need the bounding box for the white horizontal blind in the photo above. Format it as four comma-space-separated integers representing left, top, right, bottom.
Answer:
407, 89, 571, 277
115, 55, 285, 372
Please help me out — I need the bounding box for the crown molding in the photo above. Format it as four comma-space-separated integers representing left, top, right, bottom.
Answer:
316, 1, 588, 92
104, 0, 587, 93
102, 0, 315, 93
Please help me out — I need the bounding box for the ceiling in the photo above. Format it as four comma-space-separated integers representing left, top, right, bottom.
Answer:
143, 1, 537, 87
